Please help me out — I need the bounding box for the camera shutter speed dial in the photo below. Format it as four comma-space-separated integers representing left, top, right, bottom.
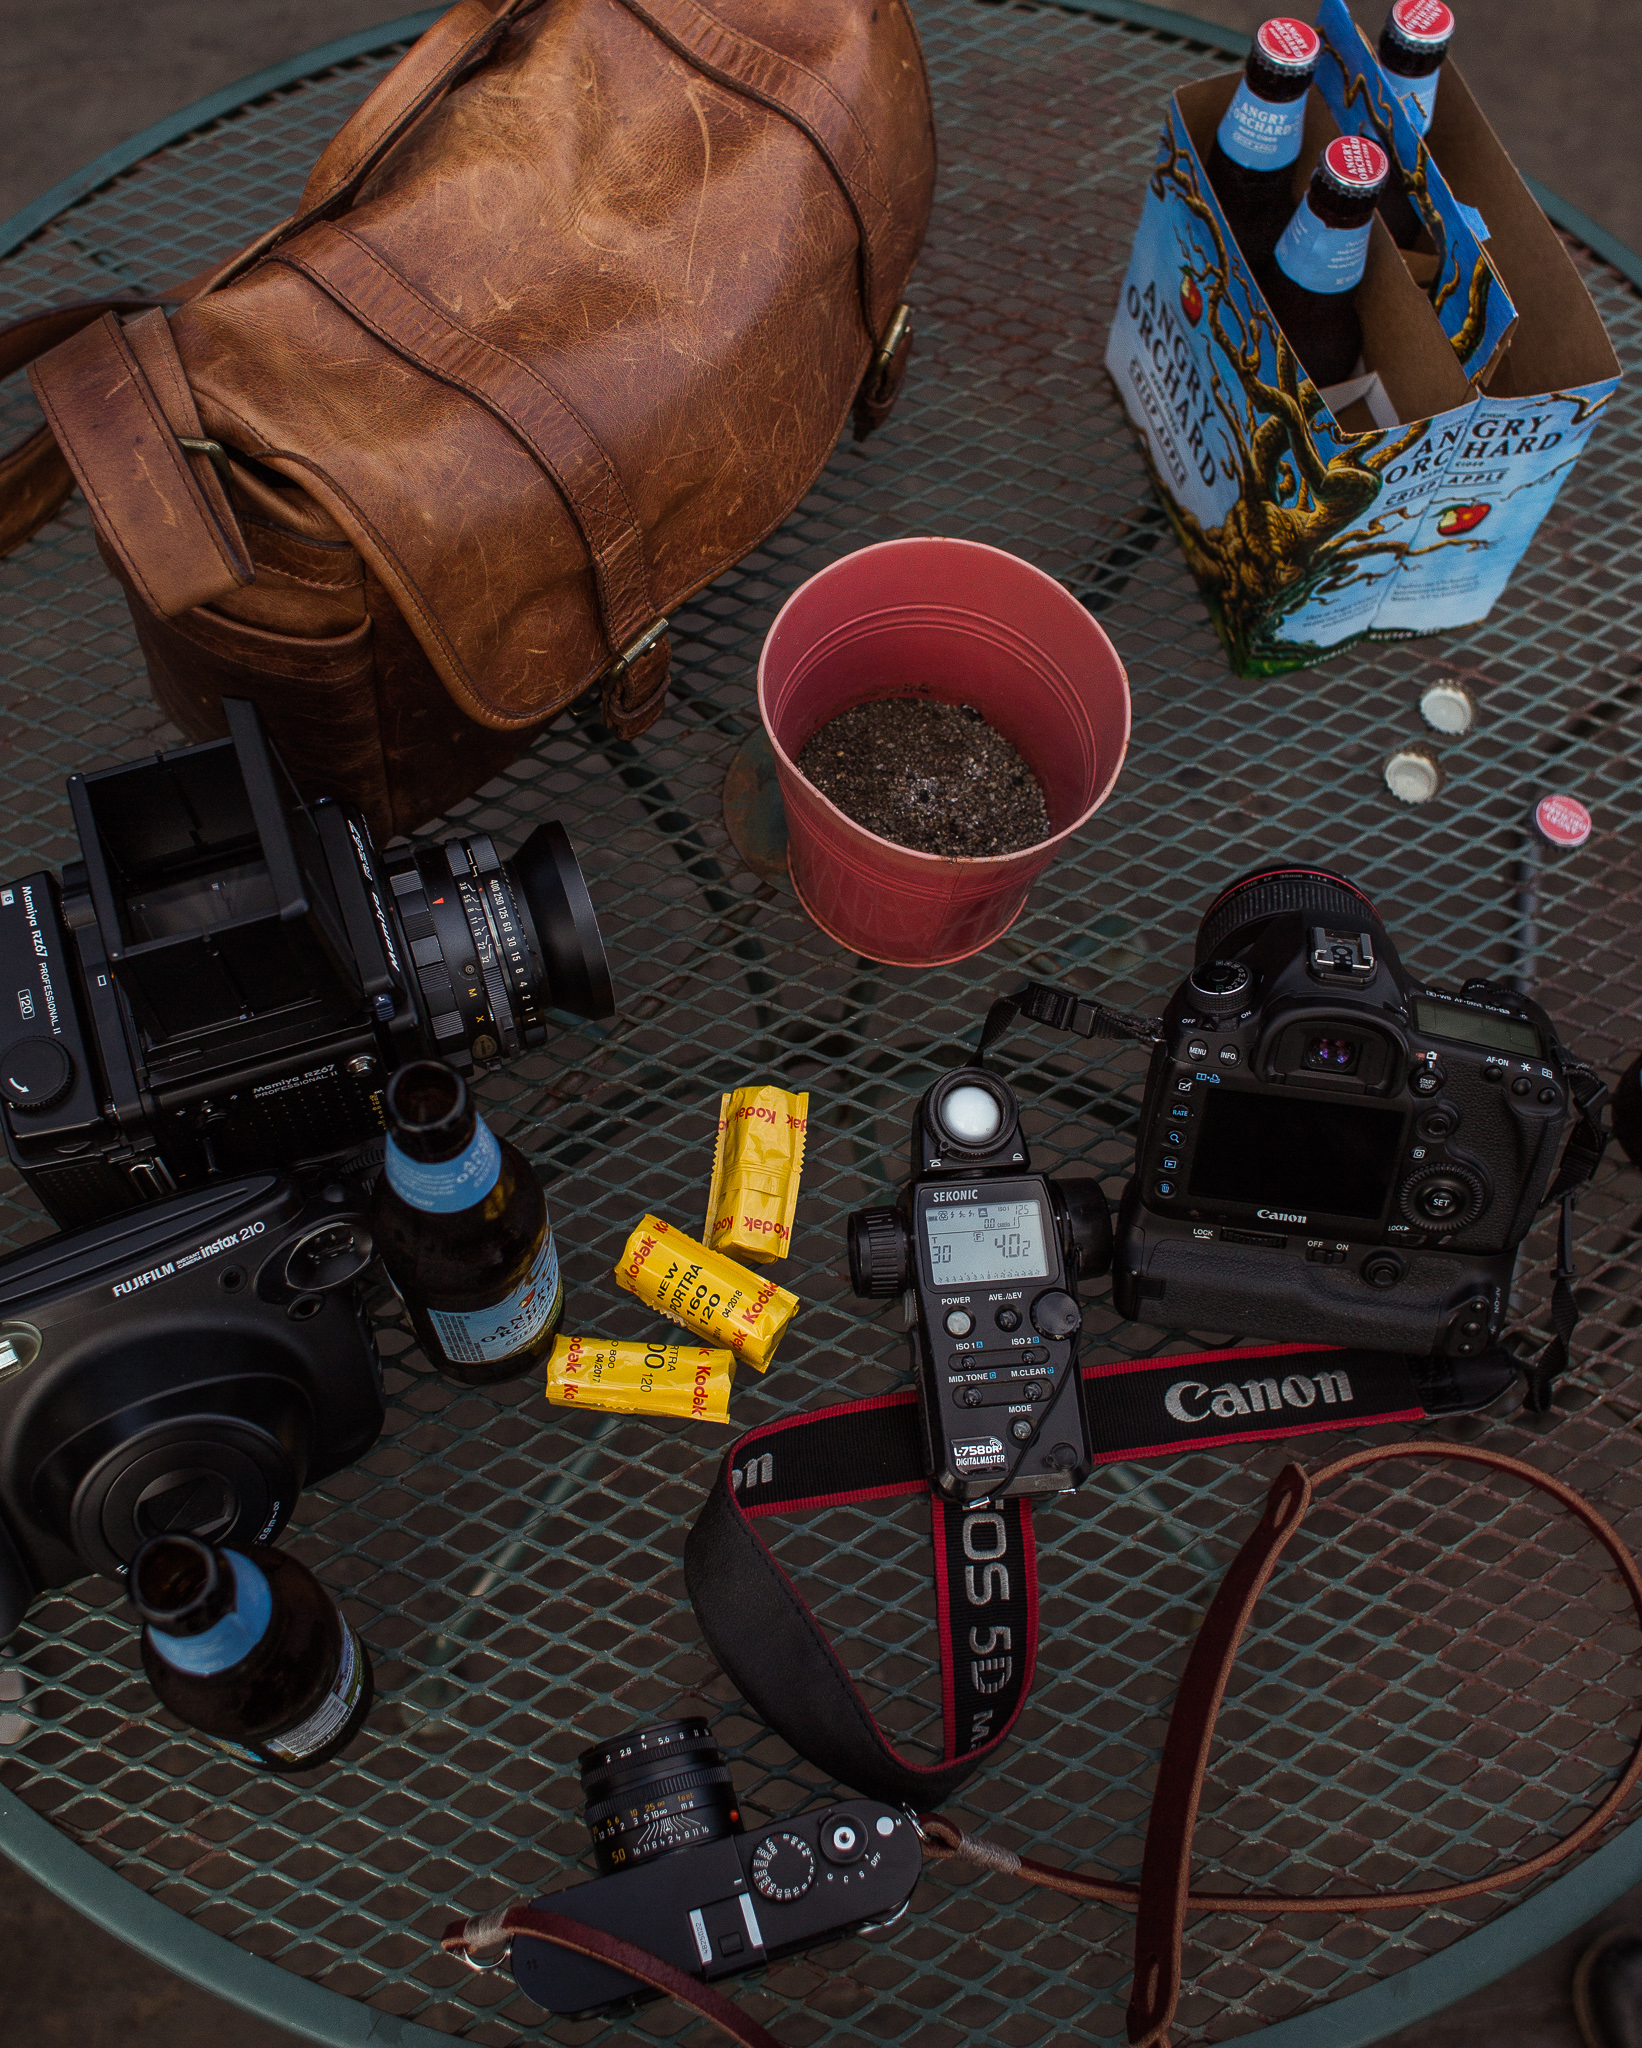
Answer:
0, 1037, 74, 1112
750, 1831, 816, 1901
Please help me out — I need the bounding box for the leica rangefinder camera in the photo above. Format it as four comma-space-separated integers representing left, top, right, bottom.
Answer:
510, 1719, 921, 2018
0, 1170, 383, 1639
845, 1069, 1111, 1502
1106, 864, 1593, 1355
0, 699, 613, 1230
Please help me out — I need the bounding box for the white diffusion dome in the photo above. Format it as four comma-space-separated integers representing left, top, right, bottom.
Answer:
941, 1084, 1004, 1145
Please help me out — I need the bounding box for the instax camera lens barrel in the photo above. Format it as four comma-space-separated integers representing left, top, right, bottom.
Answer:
578, 1718, 740, 1875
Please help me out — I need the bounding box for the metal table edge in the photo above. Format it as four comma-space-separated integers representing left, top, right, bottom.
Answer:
0, 6, 1639, 2045
0, 1783, 453, 2047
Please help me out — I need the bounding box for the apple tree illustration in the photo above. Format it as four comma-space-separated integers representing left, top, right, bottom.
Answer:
1141, 125, 1490, 673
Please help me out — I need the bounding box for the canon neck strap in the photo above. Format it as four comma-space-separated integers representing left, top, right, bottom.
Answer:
975, 979, 1610, 1412
684, 1342, 1432, 1808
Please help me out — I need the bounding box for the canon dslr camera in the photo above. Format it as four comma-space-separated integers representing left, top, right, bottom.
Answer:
999, 862, 1599, 1387
0, 699, 612, 1230
509, 1719, 921, 2017
846, 1070, 1111, 1502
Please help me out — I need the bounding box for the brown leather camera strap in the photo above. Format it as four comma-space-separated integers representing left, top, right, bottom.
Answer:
922, 1442, 1642, 2047
441, 1901, 786, 2048
443, 1438, 1642, 2047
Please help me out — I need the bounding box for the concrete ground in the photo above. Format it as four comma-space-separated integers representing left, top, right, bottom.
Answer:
0, 3, 1638, 2045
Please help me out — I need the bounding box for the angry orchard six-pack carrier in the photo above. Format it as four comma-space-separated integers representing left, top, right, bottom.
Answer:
1104, 10, 1620, 675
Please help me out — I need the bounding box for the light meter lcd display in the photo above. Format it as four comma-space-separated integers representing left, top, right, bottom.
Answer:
922, 1196, 1051, 1287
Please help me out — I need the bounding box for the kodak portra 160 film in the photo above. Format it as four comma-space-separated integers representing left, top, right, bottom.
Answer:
703, 1085, 808, 1263
544, 1336, 734, 1424
614, 1216, 798, 1372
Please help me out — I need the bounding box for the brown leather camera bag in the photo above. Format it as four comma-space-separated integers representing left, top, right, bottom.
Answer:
1, 0, 935, 837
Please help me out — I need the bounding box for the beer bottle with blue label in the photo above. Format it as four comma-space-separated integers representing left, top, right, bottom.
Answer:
1259, 135, 1390, 388
131, 1533, 373, 1771
1377, 0, 1454, 246
1206, 19, 1321, 269
372, 1058, 564, 1386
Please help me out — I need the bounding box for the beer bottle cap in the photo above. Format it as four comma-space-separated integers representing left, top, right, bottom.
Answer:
1320, 135, 1390, 197
1255, 18, 1321, 74
1384, 743, 1443, 804
1387, 0, 1455, 54
1418, 679, 1476, 735
1533, 794, 1592, 849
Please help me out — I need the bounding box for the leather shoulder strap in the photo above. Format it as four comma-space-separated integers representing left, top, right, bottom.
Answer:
28, 310, 252, 616
0, 297, 161, 557
202, 0, 546, 298
610, 0, 905, 339
273, 221, 670, 735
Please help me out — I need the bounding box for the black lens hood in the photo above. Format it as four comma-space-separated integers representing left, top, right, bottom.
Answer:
511, 823, 615, 1021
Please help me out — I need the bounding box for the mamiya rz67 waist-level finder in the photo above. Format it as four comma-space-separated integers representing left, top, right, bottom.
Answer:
846, 1070, 1111, 1502
0, 700, 612, 1231
998, 863, 1603, 1375
510, 1720, 921, 2018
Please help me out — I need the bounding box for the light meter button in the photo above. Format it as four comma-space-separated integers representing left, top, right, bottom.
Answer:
943, 1308, 974, 1337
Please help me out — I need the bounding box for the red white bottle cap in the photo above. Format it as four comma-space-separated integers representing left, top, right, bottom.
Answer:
1533, 794, 1592, 849
1389, 0, 1455, 50
1321, 135, 1390, 194
1255, 18, 1321, 72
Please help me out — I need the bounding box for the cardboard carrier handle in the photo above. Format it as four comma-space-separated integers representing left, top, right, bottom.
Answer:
441, 1440, 1642, 2048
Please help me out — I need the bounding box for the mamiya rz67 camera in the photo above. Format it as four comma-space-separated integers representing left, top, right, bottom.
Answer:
1104, 864, 1597, 1358
846, 1071, 1111, 1502
0, 699, 612, 1230
510, 1719, 921, 2017
0, 1169, 384, 1637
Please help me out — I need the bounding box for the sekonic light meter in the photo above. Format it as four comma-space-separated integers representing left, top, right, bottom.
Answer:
846, 1069, 1111, 1502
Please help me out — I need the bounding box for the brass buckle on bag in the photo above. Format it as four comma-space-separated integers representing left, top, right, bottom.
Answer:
608, 615, 669, 679
870, 303, 912, 385
177, 436, 235, 493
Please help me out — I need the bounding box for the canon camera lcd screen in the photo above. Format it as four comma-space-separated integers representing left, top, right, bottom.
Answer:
1186, 1092, 1406, 1221
1412, 996, 1541, 1058
921, 1196, 1052, 1287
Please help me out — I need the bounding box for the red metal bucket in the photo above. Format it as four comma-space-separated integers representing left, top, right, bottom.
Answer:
757, 537, 1131, 967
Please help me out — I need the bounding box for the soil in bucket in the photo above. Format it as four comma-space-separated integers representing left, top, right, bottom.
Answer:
794, 697, 1050, 858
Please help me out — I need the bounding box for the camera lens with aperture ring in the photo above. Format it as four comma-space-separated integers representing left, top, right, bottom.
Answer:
578, 1718, 740, 1876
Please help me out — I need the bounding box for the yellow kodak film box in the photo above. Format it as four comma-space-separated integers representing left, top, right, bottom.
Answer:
545, 1336, 734, 1424
613, 1215, 798, 1372
703, 1085, 808, 1263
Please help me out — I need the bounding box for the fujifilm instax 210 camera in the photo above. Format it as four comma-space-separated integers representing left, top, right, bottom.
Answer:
1103, 864, 1600, 1360
0, 1171, 384, 1638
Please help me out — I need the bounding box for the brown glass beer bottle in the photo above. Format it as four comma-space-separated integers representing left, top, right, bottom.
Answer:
1205, 18, 1321, 270
371, 1059, 564, 1386
1376, 0, 1455, 247
131, 1534, 373, 1771
1258, 135, 1390, 389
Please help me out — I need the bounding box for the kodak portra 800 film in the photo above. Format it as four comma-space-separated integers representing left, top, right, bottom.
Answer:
614, 1215, 798, 1372
703, 1085, 808, 1263
544, 1335, 734, 1423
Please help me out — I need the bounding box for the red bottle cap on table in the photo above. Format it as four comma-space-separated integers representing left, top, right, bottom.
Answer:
1320, 135, 1390, 195
1388, 0, 1455, 50
1533, 794, 1592, 849
1255, 18, 1321, 72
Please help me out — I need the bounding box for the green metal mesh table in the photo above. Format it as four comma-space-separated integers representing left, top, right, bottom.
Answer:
2, 4, 1641, 2043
